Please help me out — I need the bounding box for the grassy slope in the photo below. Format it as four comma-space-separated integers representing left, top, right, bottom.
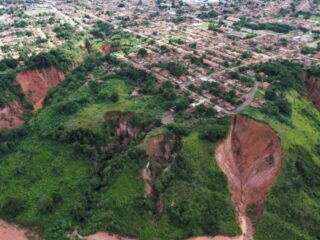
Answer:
165, 132, 240, 235
0, 137, 88, 225
241, 91, 320, 240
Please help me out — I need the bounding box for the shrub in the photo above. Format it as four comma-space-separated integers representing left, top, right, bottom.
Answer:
1, 198, 26, 219
301, 46, 317, 55
199, 119, 230, 142
276, 98, 292, 116
137, 48, 148, 58
54, 23, 74, 40
27, 52, 57, 69
110, 93, 119, 102
175, 96, 189, 111
166, 124, 189, 136
38, 192, 63, 215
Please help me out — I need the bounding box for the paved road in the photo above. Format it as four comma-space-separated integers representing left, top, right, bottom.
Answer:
234, 80, 259, 114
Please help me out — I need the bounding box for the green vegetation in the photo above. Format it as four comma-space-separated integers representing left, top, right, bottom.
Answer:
137, 48, 148, 58
198, 81, 239, 105
25, 45, 80, 71
240, 61, 303, 122
229, 71, 254, 87
301, 46, 318, 55
154, 62, 188, 77
234, 19, 295, 33
0, 68, 24, 108
199, 117, 230, 142
198, 10, 219, 19
54, 23, 74, 40
91, 21, 114, 39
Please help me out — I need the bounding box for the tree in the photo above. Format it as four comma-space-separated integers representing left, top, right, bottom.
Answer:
110, 93, 119, 102
276, 98, 292, 116
279, 38, 288, 46
160, 45, 170, 53
175, 96, 189, 111
1, 198, 26, 219
164, 62, 188, 77
54, 23, 74, 40
241, 51, 252, 59
301, 46, 317, 55
137, 48, 148, 58
0, 58, 18, 70
28, 52, 57, 69
162, 88, 177, 100
199, 122, 229, 142
265, 87, 277, 101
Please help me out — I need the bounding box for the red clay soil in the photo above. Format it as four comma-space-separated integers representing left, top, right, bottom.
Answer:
0, 220, 29, 240
85, 232, 133, 240
189, 236, 242, 240
145, 134, 176, 162
16, 66, 65, 111
100, 44, 112, 54
0, 102, 25, 129
100, 44, 120, 55
73, 229, 135, 240
304, 72, 320, 111
214, 115, 281, 240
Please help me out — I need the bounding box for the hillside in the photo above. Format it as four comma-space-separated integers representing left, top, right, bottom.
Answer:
0, 53, 240, 240
0, 40, 319, 240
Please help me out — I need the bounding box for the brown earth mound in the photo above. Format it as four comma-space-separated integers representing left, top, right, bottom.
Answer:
145, 134, 176, 162
215, 115, 282, 240
0, 220, 40, 240
104, 111, 140, 144
0, 102, 25, 129
304, 72, 320, 111
16, 66, 65, 111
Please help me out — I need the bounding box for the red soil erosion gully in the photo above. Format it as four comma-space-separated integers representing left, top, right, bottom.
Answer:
0, 66, 64, 129
189, 115, 282, 240
0, 113, 282, 239
304, 71, 320, 111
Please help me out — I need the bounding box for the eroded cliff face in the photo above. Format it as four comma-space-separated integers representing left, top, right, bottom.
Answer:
104, 111, 140, 144
215, 115, 282, 240
16, 66, 65, 111
100, 43, 120, 54
304, 72, 320, 111
0, 102, 25, 129
143, 134, 177, 213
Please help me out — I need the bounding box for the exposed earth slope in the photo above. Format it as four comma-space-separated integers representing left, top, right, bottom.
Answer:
215, 115, 281, 240
0, 102, 25, 129
16, 66, 65, 111
304, 71, 320, 111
